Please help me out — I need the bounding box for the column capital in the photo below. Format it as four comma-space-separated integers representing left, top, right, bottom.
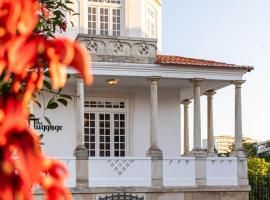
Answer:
203, 89, 216, 97
147, 76, 162, 82
181, 99, 192, 106
232, 80, 246, 88
189, 78, 205, 85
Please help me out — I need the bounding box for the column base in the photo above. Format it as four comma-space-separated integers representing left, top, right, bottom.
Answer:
230, 148, 247, 158
189, 149, 207, 186
146, 147, 163, 186
207, 152, 217, 157
74, 144, 89, 159
74, 145, 89, 188
146, 146, 163, 159
189, 148, 207, 158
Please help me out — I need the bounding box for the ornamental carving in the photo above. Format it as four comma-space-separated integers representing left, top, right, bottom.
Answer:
87, 40, 98, 53
114, 42, 124, 54
77, 34, 157, 63
107, 159, 134, 176
168, 159, 191, 165
139, 44, 149, 55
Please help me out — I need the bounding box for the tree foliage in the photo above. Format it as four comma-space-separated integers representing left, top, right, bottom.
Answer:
248, 157, 270, 176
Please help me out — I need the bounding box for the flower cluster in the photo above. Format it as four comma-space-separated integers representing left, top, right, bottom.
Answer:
0, 0, 92, 199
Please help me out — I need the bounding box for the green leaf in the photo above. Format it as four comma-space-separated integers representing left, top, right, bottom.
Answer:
39, 134, 44, 140
32, 99, 41, 108
44, 116, 52, 126
43, 80, 52, 90
47, 102, 58, 109
57, 98, 68, 106
59, 94, 72, 100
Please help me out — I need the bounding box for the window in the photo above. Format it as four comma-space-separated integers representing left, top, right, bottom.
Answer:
88, 0, 122, 36
146, 5, 157, 39
84, 99, 128, 157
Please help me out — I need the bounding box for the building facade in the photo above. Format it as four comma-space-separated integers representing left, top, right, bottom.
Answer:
33, 0, 254, 199
202, 135, 260, 154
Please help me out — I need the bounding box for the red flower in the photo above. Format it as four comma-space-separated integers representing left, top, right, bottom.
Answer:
46, 38, 93, 89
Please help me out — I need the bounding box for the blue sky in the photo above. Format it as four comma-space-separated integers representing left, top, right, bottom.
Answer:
162, 0, 270, 141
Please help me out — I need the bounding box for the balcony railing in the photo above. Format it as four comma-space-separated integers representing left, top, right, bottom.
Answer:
59, 156, 238, 188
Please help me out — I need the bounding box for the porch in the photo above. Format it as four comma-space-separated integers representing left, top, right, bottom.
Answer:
33, 35, 251, 193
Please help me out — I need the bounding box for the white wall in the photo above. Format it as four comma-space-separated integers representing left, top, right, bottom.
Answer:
32, 88, 77, 157
63, 0, 162, 46
33, 85, 181, 158
158, 88, 181, 156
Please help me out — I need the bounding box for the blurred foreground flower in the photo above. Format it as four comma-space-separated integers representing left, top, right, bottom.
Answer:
0, 0, 92, 199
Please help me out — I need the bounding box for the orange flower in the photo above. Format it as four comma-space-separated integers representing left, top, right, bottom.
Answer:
6, 34, 45, 77
40, 158, 72, 200
0, 0, 37, 37
0, 96, 42, 186
46, 38, 93, 89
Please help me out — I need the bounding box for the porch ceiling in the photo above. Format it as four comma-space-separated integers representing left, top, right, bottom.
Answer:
67, 75, 231, 100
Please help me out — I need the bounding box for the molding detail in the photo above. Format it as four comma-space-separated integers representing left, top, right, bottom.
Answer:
76, 34, 157, 64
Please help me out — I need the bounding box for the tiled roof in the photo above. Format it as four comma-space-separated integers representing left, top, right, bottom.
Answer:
155, 55, 254, 72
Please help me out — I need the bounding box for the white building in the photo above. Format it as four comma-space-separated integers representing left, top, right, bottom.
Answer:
33, 0, 253, 199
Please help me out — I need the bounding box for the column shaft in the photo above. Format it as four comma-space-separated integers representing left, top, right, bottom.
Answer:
204, 90, 216, 156
181, 100, 191, 155
74, 78, 89, 188
149, 77, 160, 149
190, 79, 203, 150
76, 79, 84, 146
147, 76, 163, 187
234, 81, 245, 151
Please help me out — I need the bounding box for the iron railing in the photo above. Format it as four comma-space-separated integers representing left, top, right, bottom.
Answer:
98, 193, 144, 200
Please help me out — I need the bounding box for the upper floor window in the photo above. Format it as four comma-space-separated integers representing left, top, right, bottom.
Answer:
146, 4, 157, 39
88, 0, 122, 36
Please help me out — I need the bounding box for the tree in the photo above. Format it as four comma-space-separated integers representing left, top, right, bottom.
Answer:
0, 1, 92, 199
248, 157, 270, 176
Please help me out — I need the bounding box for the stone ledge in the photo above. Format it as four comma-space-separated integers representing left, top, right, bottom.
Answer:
33, 185, 251, 195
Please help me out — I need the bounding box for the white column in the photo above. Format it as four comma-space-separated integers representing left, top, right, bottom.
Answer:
190, 78, 206, 186
147, 76, 163, 187
76, 78, 85, 146
232, 80, 248, 186
234, 80, 245, 152
74, 78, 88, 188
204, 90, 216, 156
148, 76, 161, 150
181, 99, 191, 156
190, 78, 204, 150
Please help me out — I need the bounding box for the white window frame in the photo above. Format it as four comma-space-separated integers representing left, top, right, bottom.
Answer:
87, 1, 124, 36
84, 98, 129, 157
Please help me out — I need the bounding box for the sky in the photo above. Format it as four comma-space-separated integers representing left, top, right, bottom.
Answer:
162, 0, 270, 141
